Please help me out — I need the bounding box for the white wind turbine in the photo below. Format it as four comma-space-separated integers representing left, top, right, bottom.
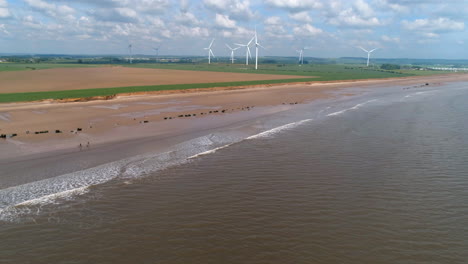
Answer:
226, 44, 240, 64
253, 29, 266, 70
204, 39, 215, 64
128, 44, 133, 64
235, 36, 254, 66
359, 47, 379, 67
296, 47, 310, 65
153, 45, 161, 62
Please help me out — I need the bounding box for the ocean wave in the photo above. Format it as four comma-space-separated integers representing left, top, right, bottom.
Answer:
0, 116, 320, 221
247, 119, 313, 140
327, 99, 377, 117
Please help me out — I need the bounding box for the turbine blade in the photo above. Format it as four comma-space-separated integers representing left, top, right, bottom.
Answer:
359, 47, 369, 53
369, 48, 379, 53
209, 38, 215, 49
258, 44, 266, 49
235, 43, 245, 46
233, 47, 241, 50
247, 36, 255, 46
210, 49, 215, 58
247, 47, 252, 59
226, 43, 232, 50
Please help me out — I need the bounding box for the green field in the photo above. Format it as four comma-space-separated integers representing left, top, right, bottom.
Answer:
0, 62, 447, 103
0, 63, 100, 72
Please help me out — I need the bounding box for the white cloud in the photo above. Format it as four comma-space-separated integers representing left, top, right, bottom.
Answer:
175, 12, 200, 25
329, 11, 382, 27
289, 11, 313, 23
0, 0, 10, 18
215, 14, 236, 29
203, 0, 254, 20
402, 18, 465, 33
381, 35, 400, 43
0, 23, 9, 34
293, 24, 323, 37
24, 0, 75, 18
92, 7, 139, 23
265, 0, 322, 12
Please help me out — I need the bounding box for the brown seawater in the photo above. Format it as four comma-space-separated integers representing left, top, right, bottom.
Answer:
1, 82, 468, 264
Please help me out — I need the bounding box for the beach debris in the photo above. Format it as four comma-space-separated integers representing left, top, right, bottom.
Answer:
178, 115, 184, 117
2, 133, 18, 138
55, 130, 62, 133
164, 117, 168, 120
77, 128, 83, 132
34, 130, 49, 134
26, 131, 30, 134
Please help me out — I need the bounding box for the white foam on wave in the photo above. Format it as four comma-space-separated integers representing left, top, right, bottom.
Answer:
403, 90, 438, 99
16, 186, 90, 207
327, 99, 377, 117
247, 119, 313, 140
0, 186, 90, 222
188, 143, 234, 159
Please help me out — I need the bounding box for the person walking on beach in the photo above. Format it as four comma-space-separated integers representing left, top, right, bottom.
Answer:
79, 143, 82, 151
86, 142, 90, 149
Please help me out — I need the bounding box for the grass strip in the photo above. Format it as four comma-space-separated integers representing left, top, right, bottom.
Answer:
0, 78, 320, 103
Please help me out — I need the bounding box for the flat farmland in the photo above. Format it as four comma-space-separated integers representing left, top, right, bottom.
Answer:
0, 66, 310, 94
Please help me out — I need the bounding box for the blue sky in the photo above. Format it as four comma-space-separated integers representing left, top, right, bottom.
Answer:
0, 0, 467, 59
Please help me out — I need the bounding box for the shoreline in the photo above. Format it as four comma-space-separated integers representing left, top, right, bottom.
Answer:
1, 73, 468, 189
1, 74, 467, 156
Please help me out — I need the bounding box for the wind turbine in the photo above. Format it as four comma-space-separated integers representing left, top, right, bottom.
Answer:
153, 45, 161, 62
128, 44, 133, 64
204, 39, 215, 64
296, 47, 310, 65
235, 36, 254, 65
226, 44, 240, 64
253, 29, 266, 70
359, 47, 379, 67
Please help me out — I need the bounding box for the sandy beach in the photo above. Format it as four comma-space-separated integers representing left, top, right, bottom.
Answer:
0, 73, 467, 188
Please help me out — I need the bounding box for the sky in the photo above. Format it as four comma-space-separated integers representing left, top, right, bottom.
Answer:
0, 0, 467, 59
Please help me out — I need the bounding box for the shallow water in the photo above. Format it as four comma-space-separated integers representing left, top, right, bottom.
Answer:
1, 82, 468, 263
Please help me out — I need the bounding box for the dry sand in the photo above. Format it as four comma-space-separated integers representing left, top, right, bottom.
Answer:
0, 66, 308, 93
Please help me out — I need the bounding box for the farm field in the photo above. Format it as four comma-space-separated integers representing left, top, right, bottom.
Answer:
0, 62, 448, 103
0, 66, 309, 93
0, 63, 100, 72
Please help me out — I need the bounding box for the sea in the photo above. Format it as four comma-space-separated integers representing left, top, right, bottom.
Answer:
1, 81, 467, 264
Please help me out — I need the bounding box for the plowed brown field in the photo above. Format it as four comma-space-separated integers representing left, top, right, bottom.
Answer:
0, 66, 308, 93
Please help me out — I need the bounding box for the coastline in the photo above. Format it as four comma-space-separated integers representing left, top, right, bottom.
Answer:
1, 73, 467, 189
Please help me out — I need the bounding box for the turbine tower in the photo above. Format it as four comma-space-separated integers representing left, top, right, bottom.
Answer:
128, 44, 133, 64
204, 39, 215, 64
253, 29, 265, 70
359, 47, 379, 67
296, 47, 310, 65
153, 45, 161, 62
235, 36, 254, 65
226, 44, 240, 64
